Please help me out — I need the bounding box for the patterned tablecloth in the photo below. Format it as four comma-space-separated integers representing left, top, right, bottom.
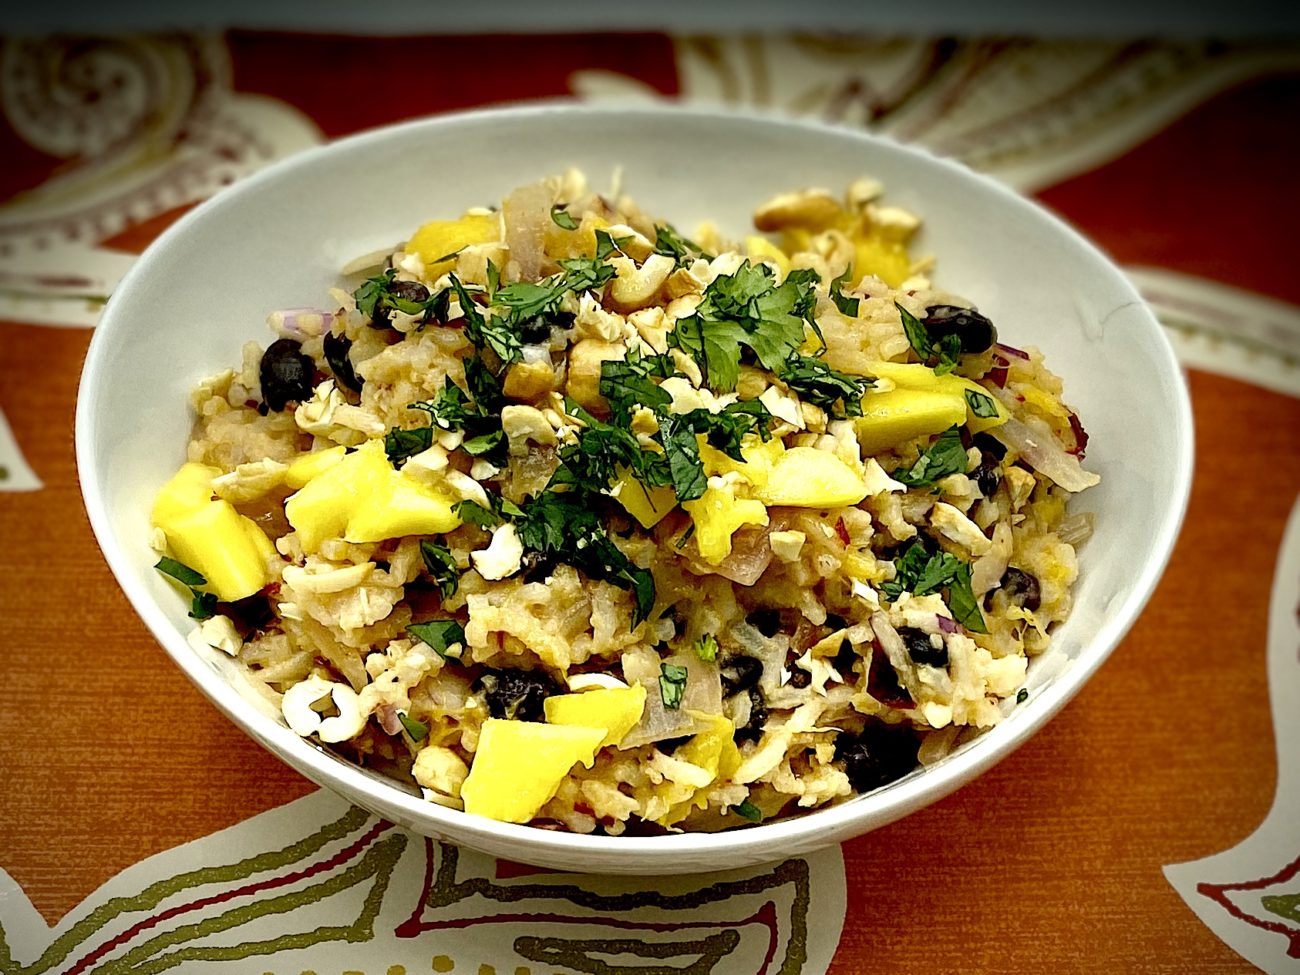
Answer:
1, 32, 1299, 975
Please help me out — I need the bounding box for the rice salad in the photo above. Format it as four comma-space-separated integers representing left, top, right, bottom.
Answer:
151, 171, 1099, 834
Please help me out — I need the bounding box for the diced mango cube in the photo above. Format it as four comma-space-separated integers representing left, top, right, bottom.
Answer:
657, 713, 742, 826
543, 684, 647, 749
851, 233, 911, 288
757, 447, 868, 508
699, 435, 785, 489
866, 361, 944, 390
866, 361, 1008, 437
744, 235, 791, 276
152, 463, 220, 529
683, 481, 769, 565
284, 440, 391, 552
164, 500, 270, 602
406, 212, 499, 277
853, 388, 967, 454
612, 468, 677, 529
345, 472, 460, 543
284, 446, 348, 489
460, 719, 605, 824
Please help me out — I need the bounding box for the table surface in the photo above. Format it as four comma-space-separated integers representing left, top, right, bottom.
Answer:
1, 30, 1298, 974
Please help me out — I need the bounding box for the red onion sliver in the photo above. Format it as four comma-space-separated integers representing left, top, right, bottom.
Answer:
268, 308, 335, 339
936, 615, 959, 634
993, 341, 1030, 360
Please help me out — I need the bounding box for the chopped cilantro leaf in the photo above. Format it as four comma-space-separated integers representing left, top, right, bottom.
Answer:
155, 556, 205, 589
155, 557, 218, 620
462, 430, 504, 456
398, 712, 429, 739
599, 347, 675, 419
449, 274, 521, 365
659, 414, 708, 502
830, 267, 860, 317
668, 263, 819, 392
946, 562, 988, 633
779, 355, 872, 419
659, 662, 688, 710
965, 388, 999, 419
353, 269, 425, 321
693, 633, 719, 662
383, 426, 435, 466
653, 223, 711, 267
1016, 688, 1029, 704
550, 204, 578, 231
894, 426, 967, 487
897, 301, 963, 374
419, 540, 459, 599
734, 799, 763, 822
408, 619, 466, 659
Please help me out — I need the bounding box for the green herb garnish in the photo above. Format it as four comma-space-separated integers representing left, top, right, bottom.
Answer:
397, 712, 429, 739
734, 799, 763, 822
449, 273, 521, 365
880, 539, 987, 633
659, 662, 688, 710
419, 540, 459, 599
653, 222, 712, 267
668, 264, 819, 392
353, 269, 424, 321
779, 355, 872, 419
829, 267, 860, 318
965, 388, 999, 419
550, 204, 578, 231
154, 557, 218, 621
894, 426, 968, 487
897, 301, 962, 374
599, 347, 675, 419
693, 634, 719, 662
1016, 688, 1029, 704
408, 619, 466, 659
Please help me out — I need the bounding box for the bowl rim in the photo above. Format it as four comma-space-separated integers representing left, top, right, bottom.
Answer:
76, 100, 1194, 863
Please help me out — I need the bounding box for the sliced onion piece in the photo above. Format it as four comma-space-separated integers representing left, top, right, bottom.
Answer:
994, 416, 1100, 493
1057, 511, 1095, 546
502, 181, 551, 281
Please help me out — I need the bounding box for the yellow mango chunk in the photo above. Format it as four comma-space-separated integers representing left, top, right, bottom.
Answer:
683, 481, 769, 565
284, 446, 348, 490
406, 212, 499, 277
545, 212, 609, 261
460, 719, 605, 824
152, 463, 220, 529
543, 684, 647, 749
285, 441, 390, 552
657, 713, 743, 826
757, 447, 868, 508
744, 235, 791, 276
612, 467, 677, 529
345, 472, 460, 543
851, 233, 912, 288
867, 361, 1008, 436
164, 501, 271, 602
699, 435, 785, 490
853, 388, 967, 454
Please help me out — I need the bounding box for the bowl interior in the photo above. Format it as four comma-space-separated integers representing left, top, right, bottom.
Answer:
77, 104, 1191, 873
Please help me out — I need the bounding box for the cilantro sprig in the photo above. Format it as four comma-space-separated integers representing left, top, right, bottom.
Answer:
894, 426, 968, 487
881, 537, 987, 632
154, 557, 218, 620
653, 222, 712, 268
897, 301, 962, 375
779, 355, 872, 419
419, 540, 459, 599
668, 264, 820, 392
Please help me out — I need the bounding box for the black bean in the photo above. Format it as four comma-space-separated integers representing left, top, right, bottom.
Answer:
898, 626, 949, 668
734, 687, 768, 744
834, 724, 921, 793
656, 735, 692, 755
974, 451, 1002, 497
746, 609, 782, 638
832, 638, 857, 674
999, 568, 1042, 612
369, 279, 430, 330
259, 339, 315, 411
867, 651, 912, 710
475, 669, 560, 721
720, 655, 763, 696
972, 432, 1007, 460
323, 331, 363, 392
824, 613, 848, 631
922, 304, 998, 354
519, 550, 558, 584
787, 668, 811, 689
517, 310, 574, 345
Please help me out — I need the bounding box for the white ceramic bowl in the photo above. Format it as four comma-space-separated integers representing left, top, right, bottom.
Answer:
77, 104, 1192, 874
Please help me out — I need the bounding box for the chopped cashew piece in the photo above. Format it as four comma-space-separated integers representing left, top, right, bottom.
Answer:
753, 188, 841, 232
186, 615, 243, 656
609, 254, 675, 311
413, 745, 470, 798
862, 458, 907, 496
471, 524, 524, 581
281, 675, 367, 743
930, 502, 993, 556
769, 529, 807, 562
502, 404, 558, 455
